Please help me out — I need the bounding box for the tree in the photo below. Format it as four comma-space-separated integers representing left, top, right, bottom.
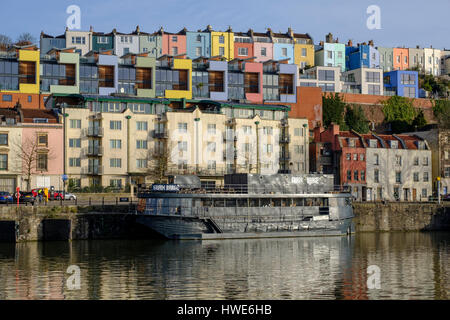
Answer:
381, 95, 418, 133
146, 141, 175, 183
322, 93, 348, 130
0, 34, 12, 50
411, 109, 427, 129
433, 99, 450, 129
15, 33, 36, 46
344, 104, 370, 133
13, 133, 55, 191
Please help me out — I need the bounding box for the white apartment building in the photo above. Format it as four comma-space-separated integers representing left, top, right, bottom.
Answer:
298, 66, 342, 93
341, 67, 384, 95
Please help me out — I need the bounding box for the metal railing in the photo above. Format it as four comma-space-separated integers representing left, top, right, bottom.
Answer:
84, 146, 103, 156
86, 127, 104, 137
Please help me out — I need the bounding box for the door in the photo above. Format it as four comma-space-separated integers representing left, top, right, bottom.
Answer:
0, 177, 16, 193
412, 189, 417, 201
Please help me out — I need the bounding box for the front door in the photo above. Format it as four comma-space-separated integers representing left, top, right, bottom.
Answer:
412, 189, 417, 201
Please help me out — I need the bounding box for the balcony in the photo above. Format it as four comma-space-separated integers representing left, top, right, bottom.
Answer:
279, 135, 291, 143
152, 131, 169, 139
223, 151, 238, 160
300, 74, 316, 80
86, 127, 104, 137
85, 146, 103, 157
167, 166, 227, 177
279, 152, 291, 161
82, 166, 103, 175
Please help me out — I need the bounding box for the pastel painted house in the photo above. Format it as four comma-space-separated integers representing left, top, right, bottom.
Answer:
65, 28, 93, 56
186, 30, 211, 59
140, 31, 163, 58
228, 58, 263, 104
377, 47, 394, 72
392, 48, 409, 71
271, 29, 295, 64
118, 53, 155, 98
263, 60, 297, 103
315, 33, 345, 72
113, 27, 140, 57
251, 31, 273, 63
92, 31, 115, 53
383, 70, 418, 98
160, 27, 187, 56
293, 32, 314, 69
205, 25, 234, 61
155, 55, 192, 99
234, 31, 254, 60
40, 48, 80, 94
345, 41, 380, 70
192, 57, 228, 101
79, 50, 119, 96
40, 32, 66, 56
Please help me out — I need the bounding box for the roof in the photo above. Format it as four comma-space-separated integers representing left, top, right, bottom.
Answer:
21, 109, 59, 123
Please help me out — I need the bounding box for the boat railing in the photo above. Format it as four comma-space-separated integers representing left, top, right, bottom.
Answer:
138, 184, 351, 195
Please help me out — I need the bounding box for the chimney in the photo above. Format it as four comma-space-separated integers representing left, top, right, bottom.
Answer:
335, 37, 339, 43
89, 26, 93, 32
416, 45, 420, 49
362, 42, 367, 46
136, 25, 140, 34
319, 41, 324, 46
206, 25, 212, 32
313, 127, 322, 142
368, 40, 374, 47
112, 28, 117, 34
227, 25, 232, 32
159, 26, 164, 34
65, 26, 69, 32
325, 32, 333, 43
347, 40, 353, 47
288, 27, 293, 38
330, 123, 340, 136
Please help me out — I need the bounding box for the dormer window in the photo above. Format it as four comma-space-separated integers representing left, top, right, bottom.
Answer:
347, 138, 356, 147
33, 118, 49, 123
390, 140, 398, 149
369, 139, 377, 148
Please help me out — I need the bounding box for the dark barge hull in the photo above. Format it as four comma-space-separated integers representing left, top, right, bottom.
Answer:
136, 214, 355, 240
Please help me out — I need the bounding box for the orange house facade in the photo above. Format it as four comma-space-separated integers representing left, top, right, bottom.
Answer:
393, 48, 409, 70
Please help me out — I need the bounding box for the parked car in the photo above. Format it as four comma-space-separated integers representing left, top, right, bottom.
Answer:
13, 192, 35, 205
0, 191, 13, 204
63, 192, 77, 201
31, 189, 63, 200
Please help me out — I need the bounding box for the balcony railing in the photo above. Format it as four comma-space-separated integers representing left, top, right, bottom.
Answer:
279, 152, 291, 161
82, 166, 103, 175
167, 166, 227, 177
152, 131, 169, 139
85, 146, 103, 156
86, 127, 104, 137
279, 134, 291, 143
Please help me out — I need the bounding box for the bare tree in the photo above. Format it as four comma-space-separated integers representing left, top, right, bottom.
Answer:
0, 34, 12, 50
13, 133, 55, 191
15, 33, 36, 46
146, 140, 175, 184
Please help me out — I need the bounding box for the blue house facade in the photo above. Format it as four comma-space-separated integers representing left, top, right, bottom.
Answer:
383, 70, 418, 98
40, 33, 66, 56
346, 44, 380, 71
186, 31, 211, 59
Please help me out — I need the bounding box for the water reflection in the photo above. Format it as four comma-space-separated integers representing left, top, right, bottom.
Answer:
0, 232, 448, 300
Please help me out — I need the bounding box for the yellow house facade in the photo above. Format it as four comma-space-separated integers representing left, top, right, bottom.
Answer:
210, 31, 234, 61
294, 43, 315, 69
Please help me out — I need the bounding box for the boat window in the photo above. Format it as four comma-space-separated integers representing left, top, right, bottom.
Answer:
294, 198, 304, 206
202, 198, 213, 207
261, 198, 271, 207
281, 198, 290, 207
272, 199, 281, 207
214, 199, 225, 207
237, 198, 247, 207
249, 198, 259, 207
321, 198, 329, 207
225, 199, 237, 207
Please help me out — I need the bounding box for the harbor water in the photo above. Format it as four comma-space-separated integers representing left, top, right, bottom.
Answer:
0, 232, 448, 300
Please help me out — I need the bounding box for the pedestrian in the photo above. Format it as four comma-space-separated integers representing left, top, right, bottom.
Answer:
38, 190, 43, 204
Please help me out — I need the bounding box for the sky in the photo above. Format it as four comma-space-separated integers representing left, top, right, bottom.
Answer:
0, 0, 449, 50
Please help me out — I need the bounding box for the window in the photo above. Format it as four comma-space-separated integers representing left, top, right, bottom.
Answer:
172, 47, 178, 55
368, 84, 380, 95
401, 74, 416, 85
404, 56, 407, 64
195, 47, 202, 56
374, 154, 379, 165
37, 134, 48, 147
70, 119, 81, 128
178, 141, 188, 151
404, 87, 416, 98
397, 56, 400, 63
0, 154, 7, 170
136, 159, 147, 169
110, 158, 122, 168
423, 172, 429, 182
178, 123, 188, 133
353, 154, 358, 161
263, 144, 273, 153
219, 47, 225, 56
282, 48, 288, 56
196, 35, 202, 42
37, 153, 48, 171
263, 126, 273, 135
2, 95, 12, 102
422, 188, 427, 198
346, 153, 351, 161
390, 140, 398, 149
219, 36, 224, 44
110, 121, 122, 130
243, 143, 251, 152
361, 170, 365, 181
413, 172, 419, 182
261, 47, 267, 56
136, 140, 148, 149
394, 187, 400, 200
136, 121, 148, 131
172, 36, 178, 42
69, 138, 81, 148
318, 70, 334, 81
110, 139, 122, 149
301, 48, 307, 57
347, 170, 352, 181
243, 126, 252, 135
0, 134, 8, 146
360, 154, 365, 161
207, 160, 216, 170
207, 124, 216, 135
374, 169, 379, 183
110, 179, 122, 188
414, 157, 419, 165
395, 171, 401, 183
69, 158, 81, 167
327, 51, 332, 59
97, 37, 108, 44
423, 157, 429, 166
294, 127, 304, 136
395, 155, 402, 166
238, 47, 248, 56
354, 170, 359, 181
207, 142, 216, 152
444, 167, 450, 178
